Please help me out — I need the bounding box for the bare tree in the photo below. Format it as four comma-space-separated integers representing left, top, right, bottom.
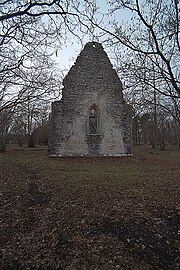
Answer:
0, 109, 14, 152
87, 0, 179, 97
0, 0, 96, 109
0, 0, 97, 151
13, 99, 50, 147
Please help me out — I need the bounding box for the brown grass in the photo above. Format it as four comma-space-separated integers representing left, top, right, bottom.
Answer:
0, 145, 180, 270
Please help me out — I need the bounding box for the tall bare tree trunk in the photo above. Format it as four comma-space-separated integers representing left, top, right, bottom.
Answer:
0, 139, 7, 152
153, 82, 158, 153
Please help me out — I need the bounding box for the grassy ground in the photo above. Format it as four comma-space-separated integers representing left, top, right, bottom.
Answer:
0, 145, 180, 270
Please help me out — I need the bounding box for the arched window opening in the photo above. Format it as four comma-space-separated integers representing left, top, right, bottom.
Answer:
89, 108, 98, 134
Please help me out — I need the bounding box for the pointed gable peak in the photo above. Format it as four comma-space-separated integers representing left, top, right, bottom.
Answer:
63, 41, 119, 85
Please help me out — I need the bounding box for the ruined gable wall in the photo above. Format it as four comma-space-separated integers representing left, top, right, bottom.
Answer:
49, 42, 132, 156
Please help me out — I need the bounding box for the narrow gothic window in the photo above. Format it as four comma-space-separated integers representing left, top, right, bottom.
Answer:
89, 108, 98, 134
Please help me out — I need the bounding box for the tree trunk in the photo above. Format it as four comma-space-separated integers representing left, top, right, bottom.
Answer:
0, 139, 7, 152
27, 134, 35, 148
153, 88, 158, 153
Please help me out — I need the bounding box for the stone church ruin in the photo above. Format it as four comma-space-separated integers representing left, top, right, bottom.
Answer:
49, 42, 132, 156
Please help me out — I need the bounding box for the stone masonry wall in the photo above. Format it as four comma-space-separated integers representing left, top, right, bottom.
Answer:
49, 42, 132, 156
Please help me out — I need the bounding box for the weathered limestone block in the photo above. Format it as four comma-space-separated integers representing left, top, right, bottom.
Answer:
49, 42, 132, 156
